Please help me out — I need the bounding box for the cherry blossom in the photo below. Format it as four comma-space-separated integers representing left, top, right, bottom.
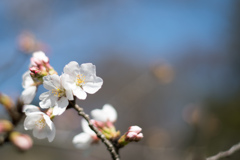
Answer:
91, 104, 117, 123
23, 105, 56, 142
73, 104, 118, 149
63, 61, 103, 100
39, 74, 73, 115
72, 119, 98, 149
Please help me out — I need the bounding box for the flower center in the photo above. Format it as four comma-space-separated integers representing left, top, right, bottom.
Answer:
35, 117, 46, 129
52, 88, 65, 97
76, 74, 85, 86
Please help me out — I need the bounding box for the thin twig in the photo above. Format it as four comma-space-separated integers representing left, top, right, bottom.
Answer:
73, 104, 120, 160
206, 142, 240, 160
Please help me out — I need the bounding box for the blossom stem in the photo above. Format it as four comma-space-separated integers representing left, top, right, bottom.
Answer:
73, 104, 120, 160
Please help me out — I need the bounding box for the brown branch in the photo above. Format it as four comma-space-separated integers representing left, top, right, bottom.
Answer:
206, 142, 240, 160
73, 104, 120, 160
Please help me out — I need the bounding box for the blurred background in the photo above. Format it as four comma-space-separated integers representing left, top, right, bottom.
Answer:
0, 0, 240, 159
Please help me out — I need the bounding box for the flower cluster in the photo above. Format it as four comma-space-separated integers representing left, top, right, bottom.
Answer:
21, 51, 103, 142
23, 105, 55, 142
19, 51, 143, 155
39, 61, 103, 116
20, 51, 57, 104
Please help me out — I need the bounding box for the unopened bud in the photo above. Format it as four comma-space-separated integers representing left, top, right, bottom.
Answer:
0, 120, 13, 133
126, 132, 137, 139
126, 132, 143, 141
128, 126, 142, 134
118, 126, 143, 147
30, 51, 57, 76
125, 126, 143, 142
31, 51, 49, 66
0, 93, 14, 110
29, 66, 41, 74
9, 132, 32, 151
29, 65, 48, 78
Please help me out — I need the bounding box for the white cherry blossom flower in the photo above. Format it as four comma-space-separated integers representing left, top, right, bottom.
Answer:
73, 105, 118, 149
39, 74, 73, 115
72, 132, 93, 149
23, 105, 56, 142
91, 104, 117, 123
63, 61, 103, 100
72, 119, 98, 149
20, 71, 37, 104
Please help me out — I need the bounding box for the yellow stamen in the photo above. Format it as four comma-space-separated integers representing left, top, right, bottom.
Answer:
52, 88, 65, 97
35, 117, 46, 129
76, 74, 85, 86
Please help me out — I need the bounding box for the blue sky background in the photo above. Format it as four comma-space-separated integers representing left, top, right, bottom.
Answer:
0, 0, 233, 96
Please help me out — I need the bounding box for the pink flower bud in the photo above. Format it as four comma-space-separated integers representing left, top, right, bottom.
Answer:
29, 52, 56, 79
29, 66, 40, 74
9, 132, 32, 151
31, 51, 49, 66
126, 132, 137, 139
125, 125, 143, 142
136, 133, 144, 140
128, 126, 142, 134
0, 120, 13, 133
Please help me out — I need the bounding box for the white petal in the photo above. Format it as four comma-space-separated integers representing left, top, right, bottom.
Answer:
81, 119, 96, 136
79, 63, 96, 78
21, 86, 37, 104
63, 61, 79, 78
61, 74, 74, 100
65, 89, 73, 100
43, 114, 53, 130
39, 98, 51, 109
56, 96, 69, 108
73, 87, 87, 100
43, 114, 56, 142
22, 71, 34, 88
33, 126, 49, 139
43, 75, 60, 90
52, 97, 69, 115
23, 105, 40, 114
39, 91, 51, 100
24, 114, 42, 130
72, 132, 93, 149
47, 122, 56, 142
91, 109, 107, 122
82, 77, 103, 94
102, 104, 117, 122
39, 94, 56, 109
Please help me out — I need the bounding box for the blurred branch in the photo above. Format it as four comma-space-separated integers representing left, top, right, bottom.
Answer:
206, 142, 240, 160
